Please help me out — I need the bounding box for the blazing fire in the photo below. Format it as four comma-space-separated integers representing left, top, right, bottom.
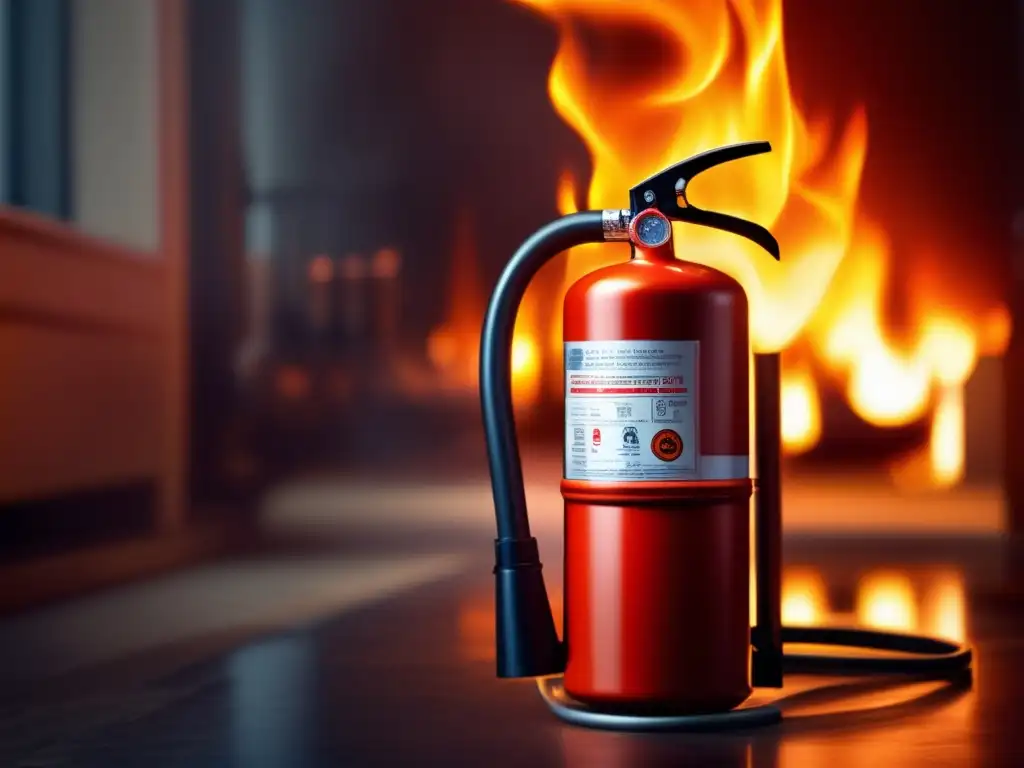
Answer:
427, 208, 544, 408
428, 0, 1009, 486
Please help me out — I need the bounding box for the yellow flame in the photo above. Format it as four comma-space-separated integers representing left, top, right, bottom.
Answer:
781, 567, 828, 626
557, 169, 579, 215
922, 571, 967, 643
780, 364, 821, 455
427, 208, 543, 410
930, 386, 966, 487
511, 335, 542, 407
514, 0, 865, 357
809, 222, 997, 484
502, 0, 1009, 486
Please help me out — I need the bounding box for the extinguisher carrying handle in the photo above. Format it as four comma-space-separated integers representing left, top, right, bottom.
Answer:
628, 141, 782, 260
481, 211, 608, 678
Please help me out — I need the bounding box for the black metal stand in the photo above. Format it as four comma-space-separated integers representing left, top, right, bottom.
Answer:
752, 352, 783, 687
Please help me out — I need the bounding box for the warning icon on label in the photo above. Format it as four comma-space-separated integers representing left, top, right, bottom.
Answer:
651, 429, 683, 462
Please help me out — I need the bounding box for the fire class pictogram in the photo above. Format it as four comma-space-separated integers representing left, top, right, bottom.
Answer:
651, 429, 683, 461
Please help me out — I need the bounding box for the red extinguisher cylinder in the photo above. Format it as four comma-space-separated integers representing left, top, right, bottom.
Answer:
560, 210, 753, 713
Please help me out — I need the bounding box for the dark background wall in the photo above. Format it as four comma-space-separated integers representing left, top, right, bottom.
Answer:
241, 0, 1018, 338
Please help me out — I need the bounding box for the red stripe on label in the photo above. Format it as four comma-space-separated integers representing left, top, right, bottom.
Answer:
569, 387, 689, 394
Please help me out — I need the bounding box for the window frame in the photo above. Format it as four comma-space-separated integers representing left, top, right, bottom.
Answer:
1, 0, 72, 220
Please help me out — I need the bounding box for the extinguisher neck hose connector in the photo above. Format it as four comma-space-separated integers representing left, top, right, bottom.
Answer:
481, 210, 607, 678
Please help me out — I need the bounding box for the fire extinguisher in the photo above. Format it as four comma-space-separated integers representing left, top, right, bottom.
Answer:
480, 141, 973, 730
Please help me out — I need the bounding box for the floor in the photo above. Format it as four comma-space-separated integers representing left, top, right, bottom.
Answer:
1, 464, 1022, 767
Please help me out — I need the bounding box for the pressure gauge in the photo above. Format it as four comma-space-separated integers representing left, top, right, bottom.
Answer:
630, 210, 672, 248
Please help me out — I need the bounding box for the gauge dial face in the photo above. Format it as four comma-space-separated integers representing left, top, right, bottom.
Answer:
634, 212, 671, 247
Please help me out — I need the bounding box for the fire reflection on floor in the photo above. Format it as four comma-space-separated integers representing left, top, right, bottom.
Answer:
457, 560, 976, 767
780, 566, 966, 643
457, 564, 968, 665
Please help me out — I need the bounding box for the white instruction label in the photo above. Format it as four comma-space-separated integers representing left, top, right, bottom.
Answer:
564, 340, 700, 481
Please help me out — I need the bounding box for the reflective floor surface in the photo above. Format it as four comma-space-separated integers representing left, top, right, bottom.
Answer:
1, 491, 1022, 766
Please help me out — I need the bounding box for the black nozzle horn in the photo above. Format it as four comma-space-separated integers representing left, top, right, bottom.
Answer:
480, 211, 608, 678
494, 539, 563, 677
628, 141, 781, 260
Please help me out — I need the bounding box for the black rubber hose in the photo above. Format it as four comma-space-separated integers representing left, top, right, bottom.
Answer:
481, 211, 607, 678
480, 211, 606, 544
781, 626, 973, 676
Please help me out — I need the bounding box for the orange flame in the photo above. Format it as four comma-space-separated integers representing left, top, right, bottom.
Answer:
922, 570, 966, 643
426, 209, 485, 388
514, 0, 865, 352
422, 1, 1009, 487
780, 360, 821, 455
781, 567, 828, 626
427, 208, 543, 409
503, 0, 1009, 485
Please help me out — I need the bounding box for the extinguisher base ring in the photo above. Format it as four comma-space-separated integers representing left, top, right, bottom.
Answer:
536, 676, 782, 732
